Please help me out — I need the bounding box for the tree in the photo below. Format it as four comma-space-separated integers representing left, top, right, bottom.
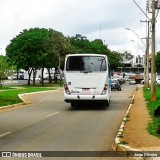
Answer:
68, 34, 91, 53
0, 55, 9, 87
122, 51, 134, 62
42, 29, 73, 84
90, 39, 108, 54
108, 51, 123, 70
6, 28, 73, 86
68, 35, 123, 71
6, 29, 124, 86
6, 28, 51, 85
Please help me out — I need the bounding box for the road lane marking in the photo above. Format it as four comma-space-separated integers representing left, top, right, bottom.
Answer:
0, 132, 12, 138
46, 112, 59, 118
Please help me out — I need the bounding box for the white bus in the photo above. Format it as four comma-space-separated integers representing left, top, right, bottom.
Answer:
63, 54, 111, 107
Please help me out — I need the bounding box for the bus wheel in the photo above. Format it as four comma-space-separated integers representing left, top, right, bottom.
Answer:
71, 102, 80, 108
71, 102, 76, 108
104, 101, 109, 108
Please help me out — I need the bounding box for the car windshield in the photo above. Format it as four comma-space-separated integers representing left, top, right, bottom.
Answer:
66, 56, 107, 72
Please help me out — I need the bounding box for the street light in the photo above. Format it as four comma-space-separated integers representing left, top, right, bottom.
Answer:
130, 39, 145, 72
125, 28, 149, 87
130, 40, 144, 50
125, 28, 146, 47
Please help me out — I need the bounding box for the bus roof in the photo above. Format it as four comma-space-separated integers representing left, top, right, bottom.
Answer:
66, 54, 107, 58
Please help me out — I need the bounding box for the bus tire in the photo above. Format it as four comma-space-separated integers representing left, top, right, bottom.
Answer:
104, 101, 109, 108
71, 102, 76, 108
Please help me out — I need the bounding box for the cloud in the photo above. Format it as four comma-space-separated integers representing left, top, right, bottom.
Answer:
0, 0, 159, 55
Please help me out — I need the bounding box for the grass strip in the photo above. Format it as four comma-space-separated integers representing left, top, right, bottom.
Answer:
0, 86, 56, 107
143, 85, 160, 138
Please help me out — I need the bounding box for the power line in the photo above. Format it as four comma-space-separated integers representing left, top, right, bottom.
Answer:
132, 0, 151, 22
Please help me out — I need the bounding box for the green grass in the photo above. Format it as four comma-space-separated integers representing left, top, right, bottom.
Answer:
0, 85, 60, 107
0, 86, 14, 90
143, 86, 160, 138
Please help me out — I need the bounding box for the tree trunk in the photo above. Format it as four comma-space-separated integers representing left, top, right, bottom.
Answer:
32, 69, 37, 86
58, 68, 63, 86
41, 68, 44, 86
47, 68, 52, 83
54, 68, 58, 83
27, 68, 33, 86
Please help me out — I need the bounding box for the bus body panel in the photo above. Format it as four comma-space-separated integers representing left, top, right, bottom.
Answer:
63, 54, 111, 106
64, 72, 107, 92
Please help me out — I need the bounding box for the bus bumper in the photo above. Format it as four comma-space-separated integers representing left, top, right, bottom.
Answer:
64, 92, 110, 103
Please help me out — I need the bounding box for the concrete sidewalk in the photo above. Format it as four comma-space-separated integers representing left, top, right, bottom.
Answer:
113, 84, 160, 160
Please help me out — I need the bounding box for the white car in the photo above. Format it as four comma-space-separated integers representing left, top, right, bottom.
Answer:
141, 78, 160, 85
30, 77, 41, 82
129, 80, 136, 85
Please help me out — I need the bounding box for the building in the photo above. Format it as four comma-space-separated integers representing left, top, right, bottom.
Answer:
116, 50, 145, 73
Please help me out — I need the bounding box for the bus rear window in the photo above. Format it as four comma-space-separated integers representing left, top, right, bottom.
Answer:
66, 56, 107, 71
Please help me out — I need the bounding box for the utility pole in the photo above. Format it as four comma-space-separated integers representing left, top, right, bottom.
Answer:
132, 0, 157, 100
140, 20, 150, 88
146, 21, 150, 88
150, 0, 156, 101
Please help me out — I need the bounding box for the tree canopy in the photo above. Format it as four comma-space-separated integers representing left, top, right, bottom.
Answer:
0, 55, 11, 86
68, 34, 123, 69
6, 28, 71, 85
0, 55, 8, 77
6, 27, 124, 85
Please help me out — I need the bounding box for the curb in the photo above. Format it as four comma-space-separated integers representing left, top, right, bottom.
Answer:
112, 86, 159, 160
0, 89, 60, 110
112, 89, 140, 158
0, 102, 26, 110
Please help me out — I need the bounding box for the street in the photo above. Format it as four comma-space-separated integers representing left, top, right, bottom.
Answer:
0, 82, 136, 160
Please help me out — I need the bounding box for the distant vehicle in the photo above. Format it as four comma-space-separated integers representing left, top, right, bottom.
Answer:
141, 77, 160, 85
63, 54, 111, 107
30, 77, 41, 82
118, 76, 125, 84
129, 80, 136, 85
124, 75, 130, 81
141, 79, 149, 84
112, 76, 125, 84
111, 80, 121, 91
8, 75, 17, 80
156, 77, 160, 84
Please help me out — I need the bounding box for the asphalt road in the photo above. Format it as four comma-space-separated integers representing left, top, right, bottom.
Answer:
0, 82, 136, 160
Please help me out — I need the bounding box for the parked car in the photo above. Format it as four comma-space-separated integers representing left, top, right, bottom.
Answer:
118, 76, 125, 84
30, 77, 41, 82
124, 75, 130, 81
111, 80, 121, 91
141, 79, 149, 84
141, 78, 160, 85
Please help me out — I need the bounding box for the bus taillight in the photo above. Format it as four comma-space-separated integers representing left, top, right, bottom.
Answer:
104, 84, 108, 90
102, 84, 108, 95
64, 84, 70, 94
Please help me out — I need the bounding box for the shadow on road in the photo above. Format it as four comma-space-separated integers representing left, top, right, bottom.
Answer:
66, 103, 110, 111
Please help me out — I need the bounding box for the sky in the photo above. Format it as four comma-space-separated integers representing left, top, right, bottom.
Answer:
0, 0, 160, 56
